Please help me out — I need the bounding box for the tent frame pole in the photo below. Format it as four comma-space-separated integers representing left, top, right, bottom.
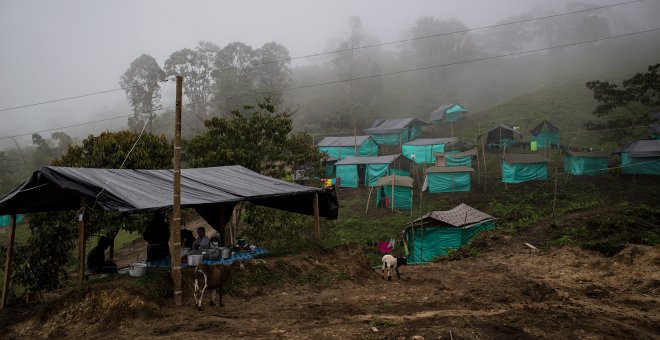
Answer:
1, 214, 17, 310
171, 75, 183, 306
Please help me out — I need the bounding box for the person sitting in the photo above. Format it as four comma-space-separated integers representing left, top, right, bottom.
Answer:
143, 210, 171, 266
86, 236, 117, 274
193, 227, 210, 249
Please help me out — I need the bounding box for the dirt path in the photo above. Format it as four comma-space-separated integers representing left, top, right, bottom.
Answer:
3, 242, 658, 339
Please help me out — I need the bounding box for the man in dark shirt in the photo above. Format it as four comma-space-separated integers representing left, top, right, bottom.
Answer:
86, 236, 117, 274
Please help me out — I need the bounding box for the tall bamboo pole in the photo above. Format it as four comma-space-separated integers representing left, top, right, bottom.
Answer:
171, 75, 183, 306
1, 215, 17, 310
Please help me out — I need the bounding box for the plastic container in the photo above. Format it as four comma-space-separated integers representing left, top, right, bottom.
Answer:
187, 254, 203, 266
220, 247, 231, 259
129, 263, 147, 277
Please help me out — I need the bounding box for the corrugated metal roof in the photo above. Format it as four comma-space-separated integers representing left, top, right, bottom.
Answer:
317, 136, 372, 147
403, 137, 458, 146
566, 151, 609, 158
426, 166, 475, 173
334, 155, 399, 165
504, 153, 548, 164
409, 203, 494, 228
374, 175, 414, 188
363, 118, 427, 134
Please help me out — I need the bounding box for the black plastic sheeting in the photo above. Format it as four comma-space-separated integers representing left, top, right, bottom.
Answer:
0, 165, 338, 232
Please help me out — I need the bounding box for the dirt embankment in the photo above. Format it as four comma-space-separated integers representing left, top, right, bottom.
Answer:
1, 239, 659, 339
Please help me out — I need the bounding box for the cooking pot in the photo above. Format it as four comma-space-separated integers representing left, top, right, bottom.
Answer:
129, 263, 147, 277
187, 254, 203, 266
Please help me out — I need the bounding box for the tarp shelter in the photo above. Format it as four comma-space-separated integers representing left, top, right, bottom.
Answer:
363, 118, 428, 146
405, 204, 495, 263
530, 120, 560, 149
334, 155, 411, 188
0, 214, 23, 227
649, 124, 660, 140
564, 151, 608, 176
446, 148, 478, 167
317, 136, 378, 160
429, 103, 468, 123
402, 138, 458, 164
323, 157, 338, 177
423, 166, 474, 193
373, 175, 413, 210
502, 154, 548, 183
478, 125, 522, 148
614, 140, 660, 175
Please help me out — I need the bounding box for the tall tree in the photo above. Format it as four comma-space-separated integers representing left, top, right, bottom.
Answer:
585, 63, 660, 143
214, 42, 258, 111
164, 42, 220, 128
119, 54, 165, 132
254, 42, 294, 107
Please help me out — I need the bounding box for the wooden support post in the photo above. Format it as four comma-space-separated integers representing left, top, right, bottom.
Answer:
1, 215, 17, 310
313, 193, 320, 242
219, 206, 226, 246
78, 198, 87, 286
391, 174, 395, 213
482, 142, 487, 193
171, 75, 183, 306
552, 168, 558, 216
366, 186, 374, 213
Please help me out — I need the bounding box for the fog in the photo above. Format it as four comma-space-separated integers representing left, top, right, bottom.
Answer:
1, 0, 658, 148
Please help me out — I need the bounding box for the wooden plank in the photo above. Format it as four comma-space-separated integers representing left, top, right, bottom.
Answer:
523, 242, 538, 250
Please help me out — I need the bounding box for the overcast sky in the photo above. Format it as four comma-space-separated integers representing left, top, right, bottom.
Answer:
0, 0, 644, 147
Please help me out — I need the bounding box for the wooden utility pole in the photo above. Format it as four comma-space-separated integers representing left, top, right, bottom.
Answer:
313, 193, 321, 241
78, 198, 86, 286
1, 215, 17, 310
171, 75, 183, 306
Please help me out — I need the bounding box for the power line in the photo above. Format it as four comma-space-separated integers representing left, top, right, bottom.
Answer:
215, 0, 646, 73
0, 79, 173, 113
216, 27, 660, 103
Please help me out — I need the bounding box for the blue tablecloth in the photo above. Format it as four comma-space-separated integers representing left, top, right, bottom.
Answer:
202, 247, 267, 265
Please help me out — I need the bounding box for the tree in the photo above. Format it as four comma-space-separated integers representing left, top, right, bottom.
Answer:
119, 54, 166, 132
184, 98, 322, 179
213, 42, 258, 111
164, 42, 220, 129
585, 63, 660, 143
254, 42, 294, 107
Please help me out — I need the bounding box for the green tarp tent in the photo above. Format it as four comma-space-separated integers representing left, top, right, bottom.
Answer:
0, 214, 23, 227
615, 140, 660, 175
335, 155, 410, 188
478, 125, 522, 148
502, 154, 548, 183
530, 120, 560, 149
402, 138, 458, 164
429, 103, 468, 124
317, 136, 378, 159
445, 148, 478, 167
373, 175, 413, 210
363, 118, 427, 146
564, 151, 608, 176
405, 204, 495, 263
423, 166, 474, 193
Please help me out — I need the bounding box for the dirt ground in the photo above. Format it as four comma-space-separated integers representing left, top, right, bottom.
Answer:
1, 229, 658, 340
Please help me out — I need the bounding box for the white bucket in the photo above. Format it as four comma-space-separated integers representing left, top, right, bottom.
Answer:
187, 254, 204, 266
129, 263, 147, 277
220, 247, 231, 259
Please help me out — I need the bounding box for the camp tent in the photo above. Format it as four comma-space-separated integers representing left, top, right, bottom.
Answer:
564, 151, 608, 176
614, 140, 660, 175
405, 203, 495, 263
530, 120, 560, 149
502, 154, 548, 183
423, 166, 474, 193
363, 118, 428, 145
478, 125, 522, 148
429, 103, 468, 124
317, 135, 378, 159
649, 124, 660, 140
0, 214, 23, 227
372, 175, 413, 210
402, 138, 458, 164
446, 148, 478, 167
334, 155, 411, 188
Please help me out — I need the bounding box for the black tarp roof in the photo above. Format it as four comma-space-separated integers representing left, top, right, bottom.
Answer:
530, 120, 560, 135
363, 118, 428, 134
478, 125, 522, 143
0, 166, 338, 231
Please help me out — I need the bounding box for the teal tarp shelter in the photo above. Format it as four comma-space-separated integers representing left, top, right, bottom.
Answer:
317, 135, 378, 159
478, 125, 522, 148
564, 151, 608, 176
363, 118, 428, 146
429, 103, 468, 124
502, 154, 548, 183
405, 203, 495, 263
530, 120, 560, 149
335, 155, 411, 188
423, 166, 474, 193
402, 138, 458, 164
0, 214, 23, 227
373, 175, 413, 210
614, 140, 660, 175
446, 148, 478, 167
